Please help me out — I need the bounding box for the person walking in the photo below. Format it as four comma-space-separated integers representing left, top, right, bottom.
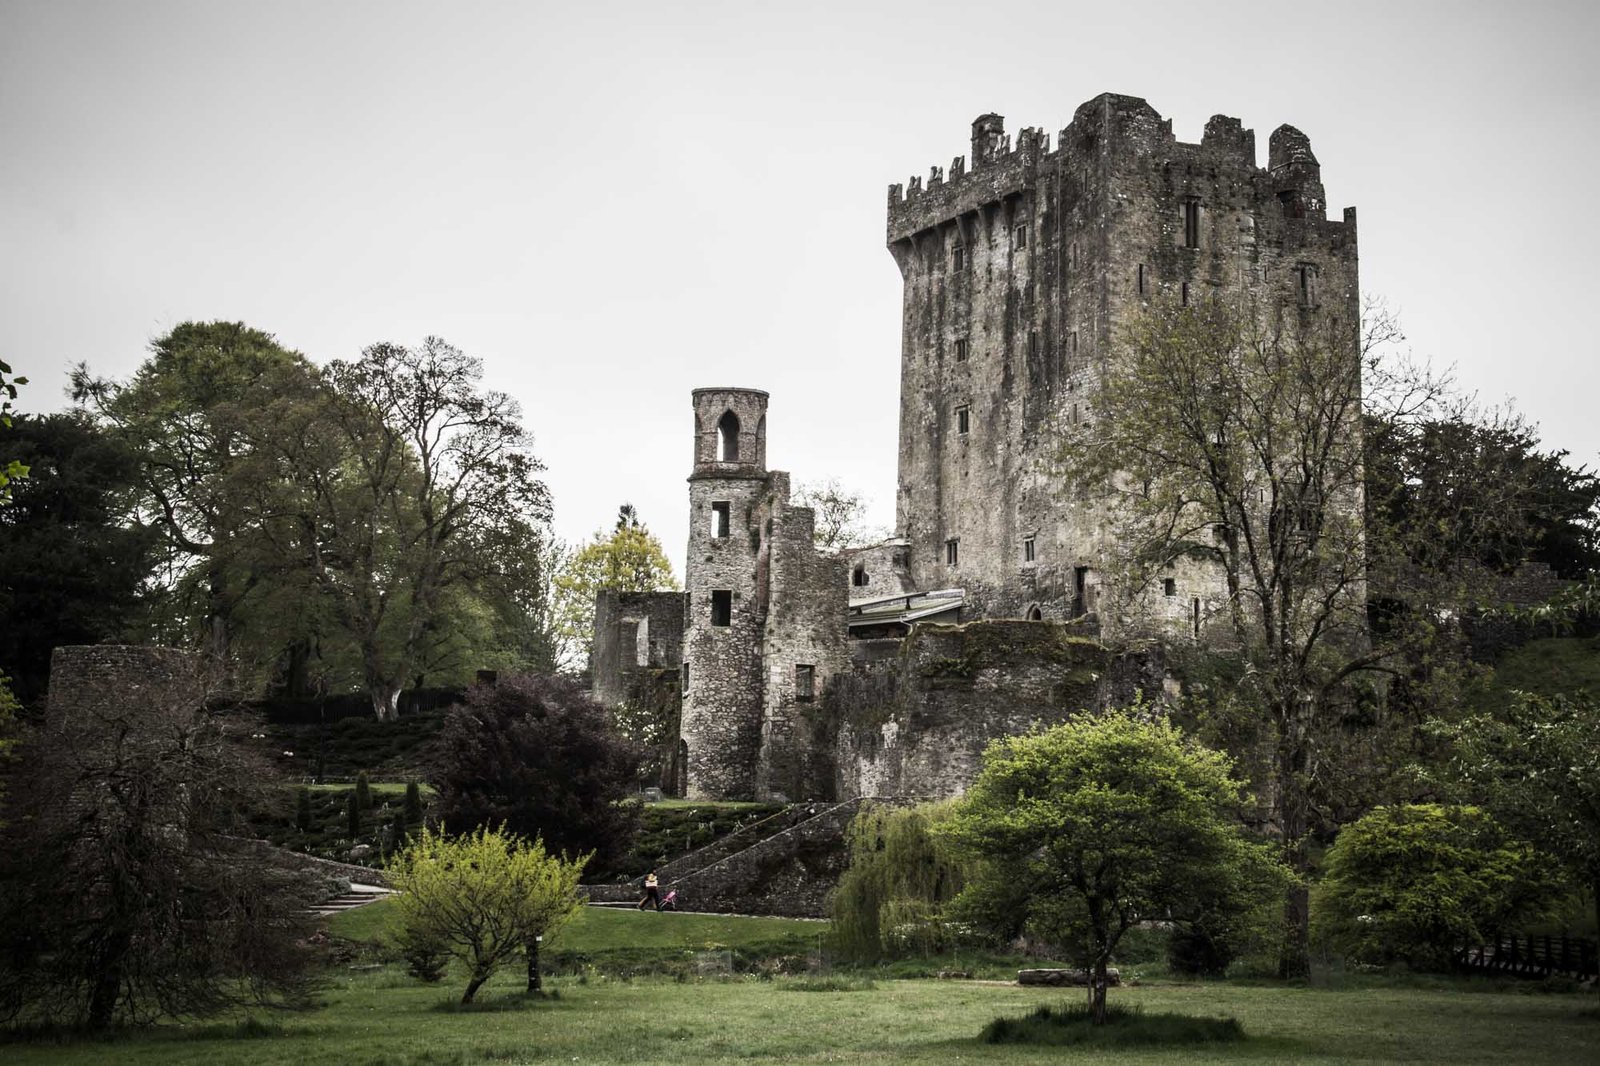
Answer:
640, 870, 661, 911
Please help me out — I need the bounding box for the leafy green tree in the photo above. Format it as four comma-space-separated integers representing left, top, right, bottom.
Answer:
1445, 693, 1600, 964
1059, 297, 1514, 976
0, 413, 156, 704
553, 505, 678, 672
389, 826, 587, 1002
430, 674, 641, 874
829, 802, 967, 963
265, 337, 551, 719
72, 322, 315, 661
1314, 803, 1560, 970
0, 356, 27, 502
944, 708, 1284, 1023
404, 780, 424, 825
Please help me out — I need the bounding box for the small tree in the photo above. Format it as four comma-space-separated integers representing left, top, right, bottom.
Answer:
430, 674, 641, 874
355, 771, 371, 810
944, 708, 1283, 1023
1314, 803, 1560, 971
0, 656, 317, 1029
295, 787, 313, 832
403, 780, 424, 825
346, 791, 361, 839
389, 826, 587, 1003
830, 802, 968, 963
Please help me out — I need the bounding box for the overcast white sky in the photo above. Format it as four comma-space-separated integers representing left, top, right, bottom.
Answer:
3, 0, 1597, 575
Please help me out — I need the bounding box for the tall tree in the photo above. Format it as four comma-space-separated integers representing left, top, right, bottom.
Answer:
1058, 297, 1451, 977
265, 337, 551, 719
552, 505, 677, 673
72, 322, 314, 661
0, 413, 156, 705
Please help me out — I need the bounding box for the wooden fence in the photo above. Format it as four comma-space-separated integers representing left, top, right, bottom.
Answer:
1461, 933, 1598, 980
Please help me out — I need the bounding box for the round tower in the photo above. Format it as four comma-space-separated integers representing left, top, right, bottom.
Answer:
680, 388, 770, 799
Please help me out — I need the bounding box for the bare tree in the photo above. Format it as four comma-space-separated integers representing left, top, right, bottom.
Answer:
0, 651, 318, 1029
1059, 296, 1454, 977
792, 478, 891, 551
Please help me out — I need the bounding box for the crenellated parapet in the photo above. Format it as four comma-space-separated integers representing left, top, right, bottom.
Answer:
887, 117, 1054, 243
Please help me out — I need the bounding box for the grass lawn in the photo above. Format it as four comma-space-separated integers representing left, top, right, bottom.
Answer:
4, 909, 1594, 1065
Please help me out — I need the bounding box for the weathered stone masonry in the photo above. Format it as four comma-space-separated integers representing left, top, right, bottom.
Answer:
593, 92, 1359, 810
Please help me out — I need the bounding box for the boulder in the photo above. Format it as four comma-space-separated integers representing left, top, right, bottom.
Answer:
1017, 967, 1120, 987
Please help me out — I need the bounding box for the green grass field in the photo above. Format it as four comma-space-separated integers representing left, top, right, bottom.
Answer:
3, 908, 1593, 1065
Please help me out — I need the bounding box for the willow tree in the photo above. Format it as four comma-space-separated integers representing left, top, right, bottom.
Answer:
1059, 297, 1412, 978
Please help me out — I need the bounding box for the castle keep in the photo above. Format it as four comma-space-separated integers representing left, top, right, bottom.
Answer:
592, 92, 1360, 803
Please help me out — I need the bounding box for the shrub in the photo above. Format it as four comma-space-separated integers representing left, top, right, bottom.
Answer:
981, 1003, 1244, 1046
346, 791, 361, 839
295, 787, 313, 832
829, 802, 969, 964
389, 826, 588, 1003
355, 771, 372, 810
403, 780, 424, 825
1313, 803, 1563, 971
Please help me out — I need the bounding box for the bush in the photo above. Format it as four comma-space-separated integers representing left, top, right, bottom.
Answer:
355, 771, 372, 810
1167, 926, 1233, 977
981, 1003, 1245, 1046
346, 791, 361, 838
1313, 804, 1563, 971
404, 780, 424, 825
398, 929, 450, 982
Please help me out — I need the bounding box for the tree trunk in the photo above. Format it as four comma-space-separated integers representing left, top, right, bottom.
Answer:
86, 959, 122, 1031
369, 682, 401, 722
1090, 958, 1109, 1025
1276, 706, 1313, 979
526, 937, 542, 993
462, 971, 488, 1004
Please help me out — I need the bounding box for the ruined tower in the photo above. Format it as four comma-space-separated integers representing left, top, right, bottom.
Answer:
886, 93, 1359, 630
678, 389, 849, 801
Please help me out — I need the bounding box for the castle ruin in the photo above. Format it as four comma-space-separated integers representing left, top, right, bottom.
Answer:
592, 92, 1359, 803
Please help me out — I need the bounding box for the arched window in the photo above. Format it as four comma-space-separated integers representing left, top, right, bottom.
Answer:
1026, 604, 1043, 621
717, 410, 740, 462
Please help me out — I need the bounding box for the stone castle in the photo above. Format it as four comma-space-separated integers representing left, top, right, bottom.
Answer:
592, 92, 1359, 803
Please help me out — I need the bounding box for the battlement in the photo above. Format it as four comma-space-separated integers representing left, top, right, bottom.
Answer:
887, 93, 1349, 241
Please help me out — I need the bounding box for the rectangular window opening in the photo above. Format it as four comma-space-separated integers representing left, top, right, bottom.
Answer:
1137, 264, 1146, 295
710, 589, 732, 627
946, 538, 960, 567
1192, 597, 1202, 638
1014, 224, 1028, 249
711, 501, 731, 538
794, 664, 815, 703
1023, 536, 1036, 563
956, 405, 970, 434
1183, 201, 1201, 248
954, 337, 968, 362
952, 245, 965, 271
1028, 331, 1039, 357
1163, 577, 1176, 597
1180, 282, 1190, 307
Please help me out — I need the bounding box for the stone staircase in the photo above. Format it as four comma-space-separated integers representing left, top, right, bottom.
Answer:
584, 799, 870, 918
583, 802, 830, 905
310, 882, 395, 917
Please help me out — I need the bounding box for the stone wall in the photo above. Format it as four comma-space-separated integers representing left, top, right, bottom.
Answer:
591, 590, 687, 709
664, 799, 863, 917
757, 501, 849, 801
46, 644, 204, 722
887, 93, 1359, 636
821, 619, 1162, 800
